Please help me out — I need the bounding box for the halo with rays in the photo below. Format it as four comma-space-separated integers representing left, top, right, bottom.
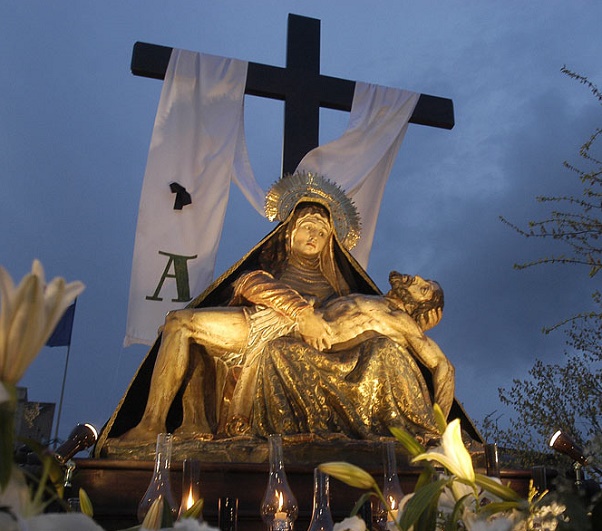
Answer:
265, 171, 361, 250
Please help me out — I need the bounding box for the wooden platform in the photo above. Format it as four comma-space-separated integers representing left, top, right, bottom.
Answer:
71, 458, 534, 530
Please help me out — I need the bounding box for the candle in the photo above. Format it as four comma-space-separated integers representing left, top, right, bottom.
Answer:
274, 491, 288, 521
273, 491, 290, 530
273, 514, 291, 531
385, 509, 399, 531
274, 511, 288, 522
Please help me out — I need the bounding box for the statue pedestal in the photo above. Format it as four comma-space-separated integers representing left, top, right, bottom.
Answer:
74, 458, 396, 530
98, 435, 426, 466
73, 452, 533, 530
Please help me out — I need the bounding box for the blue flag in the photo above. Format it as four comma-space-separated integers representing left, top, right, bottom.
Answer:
46, 301, 76, 347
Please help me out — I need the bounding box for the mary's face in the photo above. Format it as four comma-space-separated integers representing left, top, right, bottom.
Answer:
290, 213, 331, 258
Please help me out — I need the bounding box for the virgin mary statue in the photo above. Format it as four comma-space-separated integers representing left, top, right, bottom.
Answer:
96, 172, 469, 456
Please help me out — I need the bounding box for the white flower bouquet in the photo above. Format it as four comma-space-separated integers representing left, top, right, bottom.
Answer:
320, 405, 572, 531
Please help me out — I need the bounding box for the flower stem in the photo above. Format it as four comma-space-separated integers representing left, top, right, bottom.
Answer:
32, 455, 52, 509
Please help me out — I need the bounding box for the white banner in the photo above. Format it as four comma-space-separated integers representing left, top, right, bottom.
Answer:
125, 50, 262, 346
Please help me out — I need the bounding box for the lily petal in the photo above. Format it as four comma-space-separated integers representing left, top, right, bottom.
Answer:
413, 452, 463, 476
0, 261, 84, 385
442, 419, 475, 481
142, 496, 164, 530
6, 275, 42, 383
412, 419, 475, 482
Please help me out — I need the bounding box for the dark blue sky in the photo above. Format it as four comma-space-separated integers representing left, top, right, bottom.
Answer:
2, 1, 600, 445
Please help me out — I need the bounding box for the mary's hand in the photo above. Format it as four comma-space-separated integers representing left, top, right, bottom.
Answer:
417, 307, 442, 331
296, 308, 333, 351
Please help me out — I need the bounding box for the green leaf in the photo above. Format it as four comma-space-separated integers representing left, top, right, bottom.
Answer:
389, 426, 425, 457
474, 474, 521, 502
21, 437, 65, 501
449, 494, 470, 529
415, 495, 439, 531
0, 386, 16, 491
79, 488, 94, 517
398, 478, 447, 531
414, 466, 435, 491
161, 496, 175, 528
433, 404, 447, 434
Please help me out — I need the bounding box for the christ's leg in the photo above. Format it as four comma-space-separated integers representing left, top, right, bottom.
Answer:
118, 307, 249, 442
118, 311, 196, 442
178, 308, 249, 435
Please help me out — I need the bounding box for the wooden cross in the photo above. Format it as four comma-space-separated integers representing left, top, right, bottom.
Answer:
131, 13, 454, 175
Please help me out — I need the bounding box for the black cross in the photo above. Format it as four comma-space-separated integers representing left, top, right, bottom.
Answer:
131, 13, 454, 175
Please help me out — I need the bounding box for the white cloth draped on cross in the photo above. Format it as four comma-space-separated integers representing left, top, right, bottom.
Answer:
125, 49, 418, 347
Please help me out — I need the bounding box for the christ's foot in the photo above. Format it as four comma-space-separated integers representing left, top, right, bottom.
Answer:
116, 423, 164, 444
173, 426, 214, 441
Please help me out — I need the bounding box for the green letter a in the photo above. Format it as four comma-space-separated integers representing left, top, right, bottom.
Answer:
146, 251, 198, 302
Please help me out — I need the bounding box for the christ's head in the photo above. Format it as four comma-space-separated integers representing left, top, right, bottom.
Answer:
388, 271, 444, 322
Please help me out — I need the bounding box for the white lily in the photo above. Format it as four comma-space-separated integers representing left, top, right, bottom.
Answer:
0, 466, 39, 518
0, 260, 84, 384
26, 513, 105, 530
171, 520, 222, 531
412, 419, 476, 482
0, 468, 103, 530
463, 514, 514, 531
438, 481, 475, 514
333, 515, 367, 531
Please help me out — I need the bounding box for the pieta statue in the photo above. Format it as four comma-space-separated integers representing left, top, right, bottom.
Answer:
96, 172, 472, 457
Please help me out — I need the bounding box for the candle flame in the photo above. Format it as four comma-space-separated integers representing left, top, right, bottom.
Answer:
273, 490, 289, 522
186, 488, 195, 510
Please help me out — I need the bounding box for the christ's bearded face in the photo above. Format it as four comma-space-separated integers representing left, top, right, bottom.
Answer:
392, 273, 443, 312
403, 275, 439, 304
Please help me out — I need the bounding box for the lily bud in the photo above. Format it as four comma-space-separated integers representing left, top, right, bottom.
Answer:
319, 462, 376, 490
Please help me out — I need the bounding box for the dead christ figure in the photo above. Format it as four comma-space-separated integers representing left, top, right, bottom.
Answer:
107, 173, 455, 445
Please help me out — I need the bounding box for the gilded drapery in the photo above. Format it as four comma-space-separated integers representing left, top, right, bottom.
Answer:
229, 335, 438, 440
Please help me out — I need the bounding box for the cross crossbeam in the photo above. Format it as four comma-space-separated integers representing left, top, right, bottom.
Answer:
131, 14, 454, 174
